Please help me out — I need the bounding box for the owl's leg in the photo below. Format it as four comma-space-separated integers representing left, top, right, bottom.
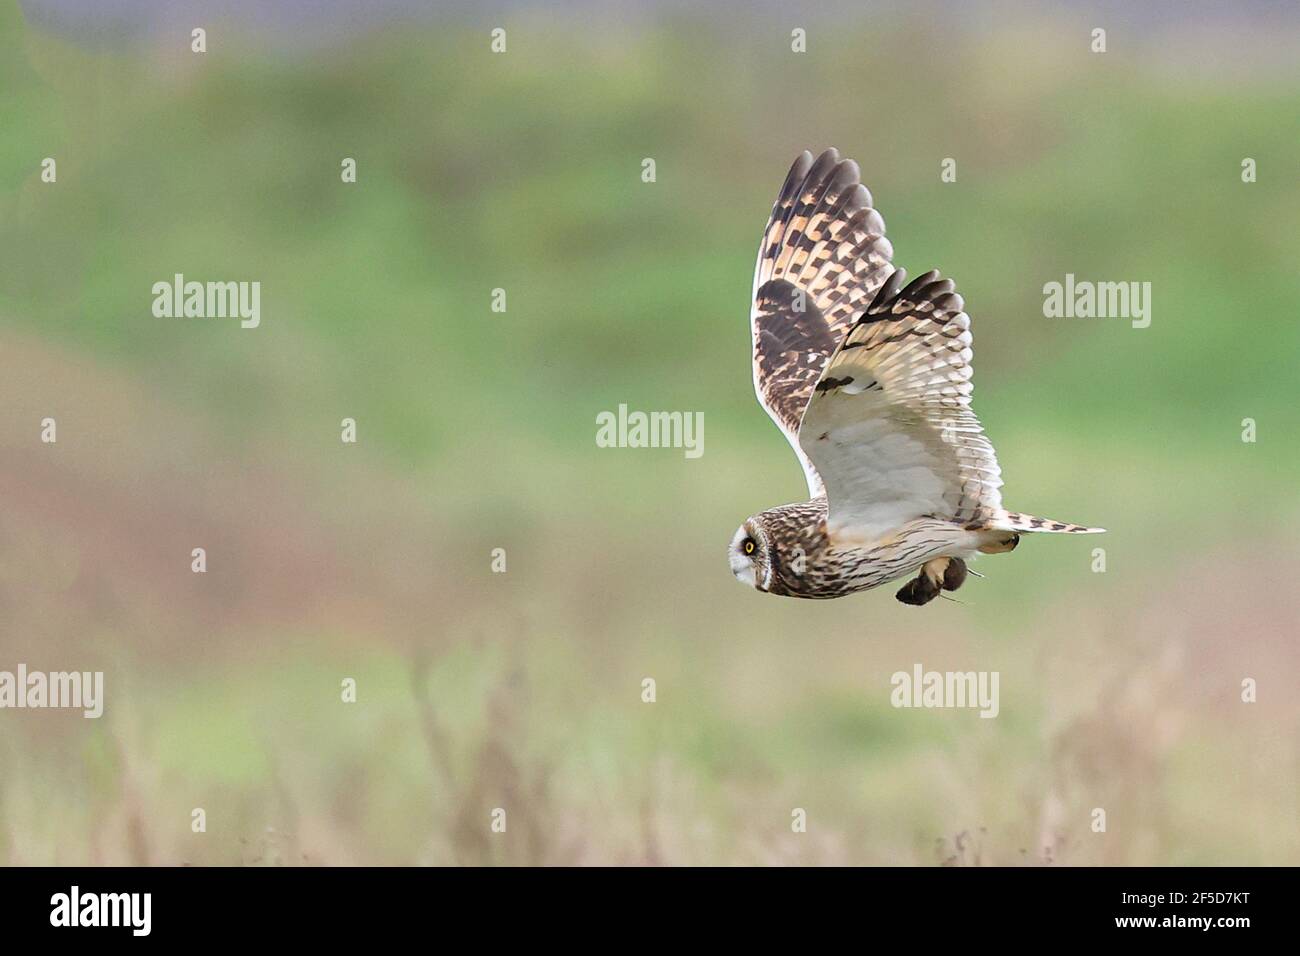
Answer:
978, 532, 1019, 554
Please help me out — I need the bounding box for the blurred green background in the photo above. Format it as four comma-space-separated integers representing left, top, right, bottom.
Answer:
1, 0, 1297, 864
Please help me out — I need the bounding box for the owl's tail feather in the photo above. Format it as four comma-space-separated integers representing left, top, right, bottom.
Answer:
991, 510, 1106, 534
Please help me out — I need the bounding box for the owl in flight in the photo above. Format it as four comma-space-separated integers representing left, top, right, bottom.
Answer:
729, 148, 1103, 606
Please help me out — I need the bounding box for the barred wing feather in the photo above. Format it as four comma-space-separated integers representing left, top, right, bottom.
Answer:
750, 148, 895, 496
797, 269, 1004, 542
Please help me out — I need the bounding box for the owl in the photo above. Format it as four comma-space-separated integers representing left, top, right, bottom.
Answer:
729, 149, 1103, 606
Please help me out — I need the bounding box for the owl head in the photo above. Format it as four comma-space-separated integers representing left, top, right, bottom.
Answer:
729, 500, 828, 596
728, 518, 771, 591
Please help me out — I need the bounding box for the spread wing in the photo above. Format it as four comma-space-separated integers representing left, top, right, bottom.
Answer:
750, 148, 895, 496
797, 269, 1004, 542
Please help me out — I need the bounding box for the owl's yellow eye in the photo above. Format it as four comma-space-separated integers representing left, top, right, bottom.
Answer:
743, 538, 756, 555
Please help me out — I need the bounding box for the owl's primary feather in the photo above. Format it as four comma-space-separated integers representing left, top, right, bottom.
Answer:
750, 148, 895, 497
734, 148, 1104, 605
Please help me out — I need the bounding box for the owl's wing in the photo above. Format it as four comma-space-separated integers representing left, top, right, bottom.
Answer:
750, 149, 895, 497
796, 269, 1004, 543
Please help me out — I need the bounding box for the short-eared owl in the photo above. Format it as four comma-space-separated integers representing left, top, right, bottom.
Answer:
729, 148, 1103, 606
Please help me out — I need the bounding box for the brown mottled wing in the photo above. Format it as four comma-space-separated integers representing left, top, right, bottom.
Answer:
751, 149, 896, 496
798, 270, 1004, 542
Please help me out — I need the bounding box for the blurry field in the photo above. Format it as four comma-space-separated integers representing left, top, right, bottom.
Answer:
1, 1, 1298, 864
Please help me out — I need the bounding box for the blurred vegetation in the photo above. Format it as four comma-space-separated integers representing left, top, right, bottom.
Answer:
0, 1, 1297, 864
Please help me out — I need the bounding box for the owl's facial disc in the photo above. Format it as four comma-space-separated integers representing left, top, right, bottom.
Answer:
728, 522, 762, 590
